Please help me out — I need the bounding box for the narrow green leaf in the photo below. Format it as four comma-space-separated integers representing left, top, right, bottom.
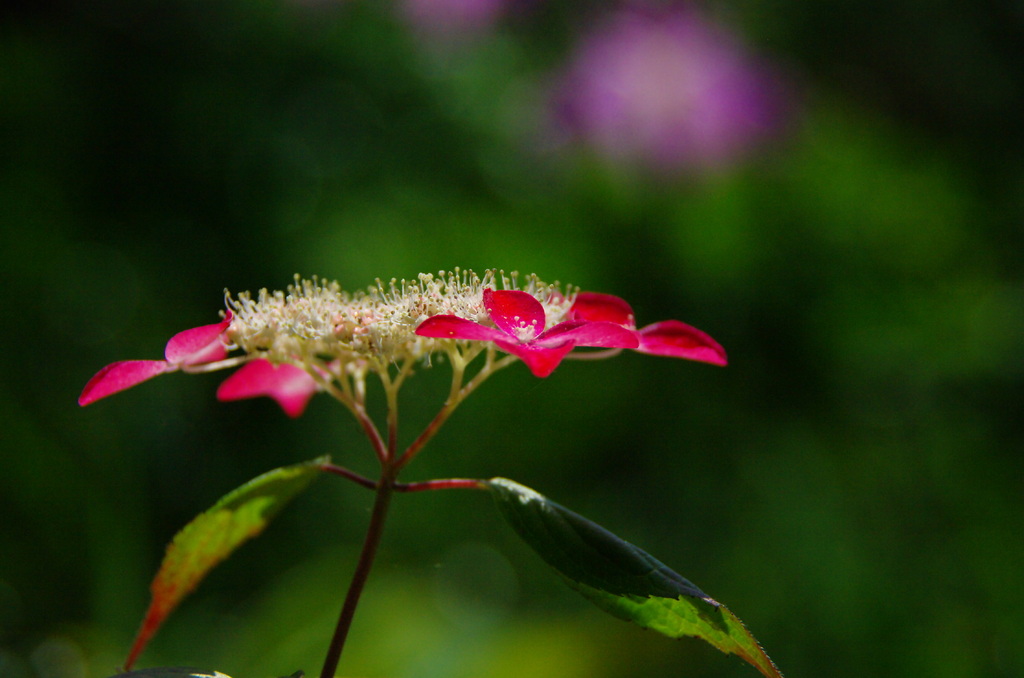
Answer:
123, 457, 328, 671
487, 477, 782, 678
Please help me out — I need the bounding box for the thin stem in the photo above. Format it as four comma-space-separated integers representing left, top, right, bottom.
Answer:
318, 345, 514, 677
395, 477, 488, 492
311, 364, 363, 421
319, 473, 395, 678
379, 361, 414, 463
353, 403, 389, 464
320, 463, 377, 491
389, 356, 417, 393
394, 347, 514, 471
180, 356, 248, 373
321, 463, 485, 494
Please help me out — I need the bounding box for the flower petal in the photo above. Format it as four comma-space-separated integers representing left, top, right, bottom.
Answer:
415, 315, 507, 342
78, 360, 171, 406
216, 359, 318, 418
538, 320, 640, 349
484, 289, 546, 341
495, 340, 576, 378
569, 292, 636, 328
637, 320, 727, 365
164, 313, 233, 366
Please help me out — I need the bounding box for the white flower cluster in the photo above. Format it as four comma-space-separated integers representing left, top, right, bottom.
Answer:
224, 269, 575, 367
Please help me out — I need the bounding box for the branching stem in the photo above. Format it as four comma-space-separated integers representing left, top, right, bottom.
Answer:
319, 463, 377, 490
395, 346, 513, 471
318, 346, 510, 677
320, 463, 487, 494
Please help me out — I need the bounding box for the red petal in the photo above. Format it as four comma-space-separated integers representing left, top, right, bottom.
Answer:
164, 313, 232, 366
78, 360, 170, 406
570, 292, 636, 328
484, 289, 546, 341
495, 340, 576, 378
216, 359, 318, 418
637, 320, 728, 365
538, 320, 640, 349
415, 315, 507, 342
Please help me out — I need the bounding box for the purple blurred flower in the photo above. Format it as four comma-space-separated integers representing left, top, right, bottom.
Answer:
551, 5, 789, 172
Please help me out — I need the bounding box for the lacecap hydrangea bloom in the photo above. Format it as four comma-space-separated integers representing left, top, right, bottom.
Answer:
79, 270, 765, 678
80, 270, 726, 417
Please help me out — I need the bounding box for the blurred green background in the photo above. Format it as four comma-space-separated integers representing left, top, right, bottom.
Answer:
2, 1, 1022, 677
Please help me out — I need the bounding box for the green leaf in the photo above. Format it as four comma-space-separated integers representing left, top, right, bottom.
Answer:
487, 477, 782, 678
123, 457, 328, 671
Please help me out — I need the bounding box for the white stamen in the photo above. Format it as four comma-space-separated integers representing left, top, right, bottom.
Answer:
224, 270, 577, 375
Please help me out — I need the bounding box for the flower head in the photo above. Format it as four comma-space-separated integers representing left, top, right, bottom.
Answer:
78, 270, 579, 413
223, 271, 569, 368
78, 270, 726, 417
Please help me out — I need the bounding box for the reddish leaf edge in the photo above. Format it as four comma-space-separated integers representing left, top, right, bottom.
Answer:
122, 457, 328, 672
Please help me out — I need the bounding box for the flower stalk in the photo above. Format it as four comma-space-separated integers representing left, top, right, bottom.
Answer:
319, 471, 395, 678
316, 355, 504, 675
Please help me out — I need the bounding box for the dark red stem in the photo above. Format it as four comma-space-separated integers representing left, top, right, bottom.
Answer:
395, 478, 487, 492
319, 474, 394, 678
320, 464, 486, 494
320, 463, 377, 490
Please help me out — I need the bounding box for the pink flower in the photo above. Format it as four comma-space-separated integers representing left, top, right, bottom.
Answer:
569, 292, 727, 366
415, 288, 639, 377
78, 313, 319, 418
